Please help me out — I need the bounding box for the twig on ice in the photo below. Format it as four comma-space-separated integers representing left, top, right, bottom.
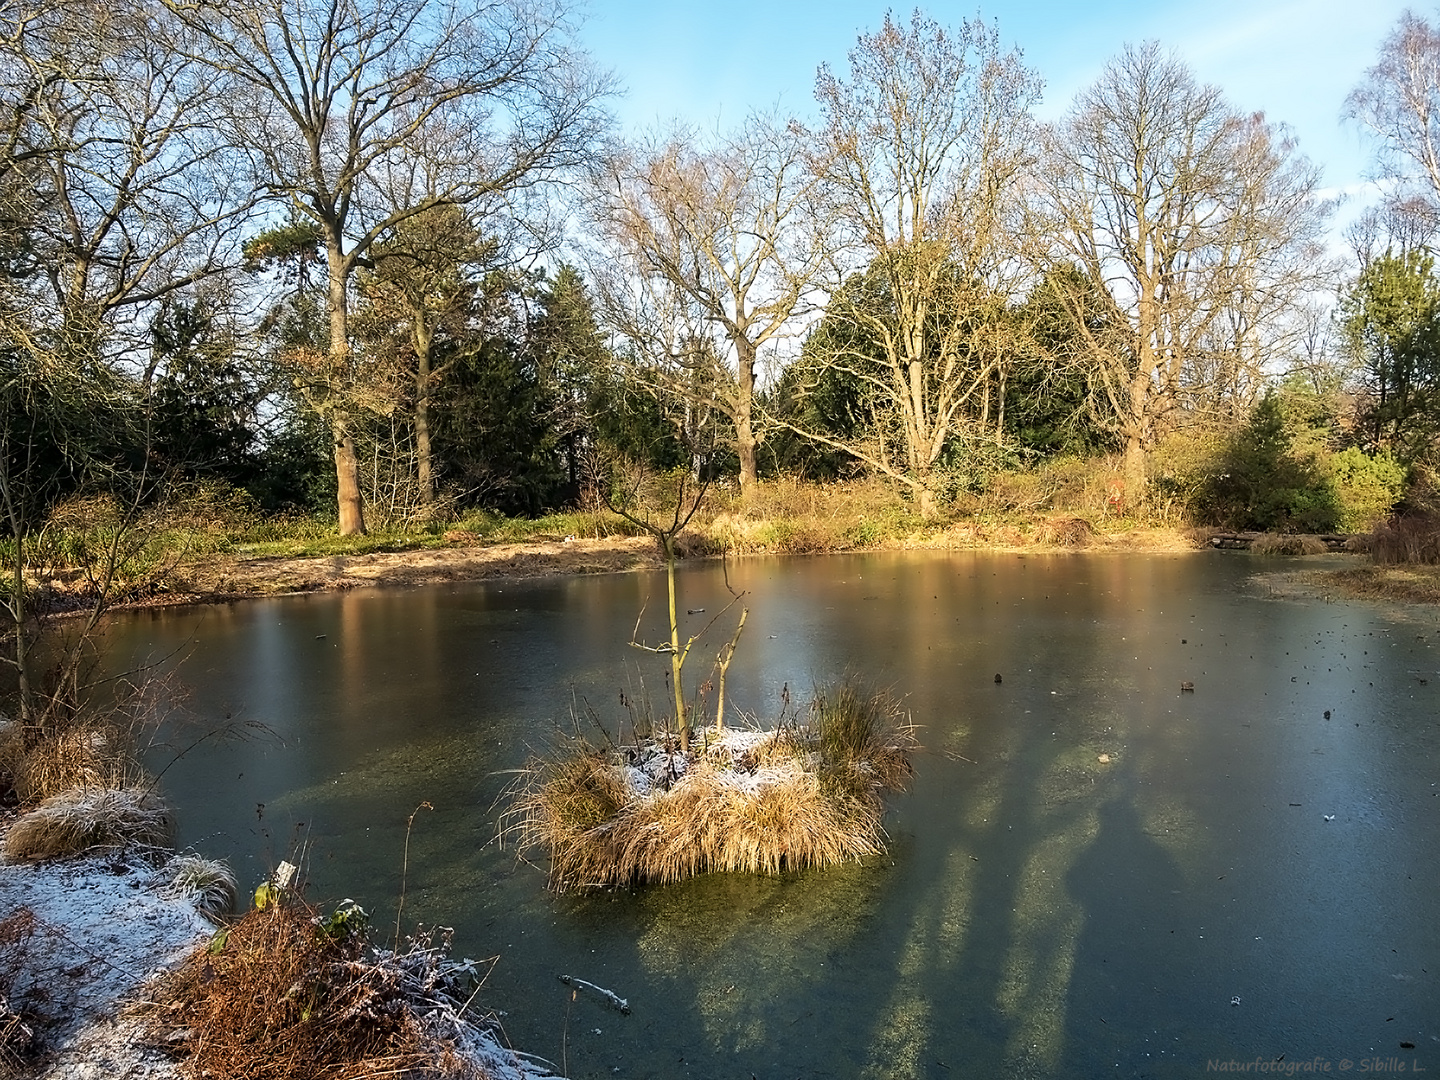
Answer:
557, 974, 631, 1015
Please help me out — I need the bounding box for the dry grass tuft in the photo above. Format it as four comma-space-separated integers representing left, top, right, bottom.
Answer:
3, 723, 136, 805
3, 787, 172, 860
1370, 514, 1440, 564
162, 854, 238, 920
1250, 533, 1330, 556
142, 899, 507, 1080
1034, 516, 1095, 547
510, 682, 917, 892
810, 682, 917, 804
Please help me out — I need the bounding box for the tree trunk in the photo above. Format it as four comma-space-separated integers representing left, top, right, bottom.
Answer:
416, 393, 434, 510
735, 341, 758, 495
414, 323, 435, 511
334, 424, 366, 536
10, 550, 32, 725
918, 483, 939, 521
663, 535, 689, 752
327, 239, 366, 535
1123, 434, 1147, 509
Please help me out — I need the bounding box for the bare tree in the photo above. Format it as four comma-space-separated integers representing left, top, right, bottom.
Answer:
1035, 42, 1329, 503
1346, 10, 1440, 245
589, 114, 826, 495
789, 10, 1039, 518
166, 0, 612, 534
2, 0, 249, 364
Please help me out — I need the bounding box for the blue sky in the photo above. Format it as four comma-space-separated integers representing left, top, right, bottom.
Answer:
578, 0, 1416, 211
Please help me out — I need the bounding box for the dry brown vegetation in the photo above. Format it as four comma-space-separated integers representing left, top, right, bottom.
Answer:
1250, 533, 1331, 555
1303, 564, 1440, 606
1370, 514, 1440, 564
2, 787, 172, 861
141, 898, 523, 1080
509, 682, 917, 891
1, 720, 138, 806
0, 909, 38, 1077
1034, 516, 1096, 547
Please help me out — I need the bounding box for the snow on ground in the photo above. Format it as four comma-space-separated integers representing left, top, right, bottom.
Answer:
0, 813, 562, 1080
619, 727, 819, 796
0, 825, 212, 1079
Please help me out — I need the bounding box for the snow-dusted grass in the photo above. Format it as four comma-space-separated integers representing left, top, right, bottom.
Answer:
3, 787, 173, 861
141, 897, 559, 1080
0, 817, 562, 1080
509, 683, 917, 891
0, 832, 215, 1079
160, 854, 237, 921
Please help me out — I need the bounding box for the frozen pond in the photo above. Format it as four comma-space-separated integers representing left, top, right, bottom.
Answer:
110, 550, 1439, 1078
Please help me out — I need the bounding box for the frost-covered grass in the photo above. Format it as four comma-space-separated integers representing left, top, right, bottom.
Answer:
141, 896, 558, 1080
508, 682, 917, 892
3, 787, 173, 861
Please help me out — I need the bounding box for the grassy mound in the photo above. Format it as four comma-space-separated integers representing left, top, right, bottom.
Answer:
510, 682, 917, 892
142, 897, 534, 1080
3, 786, 173, 860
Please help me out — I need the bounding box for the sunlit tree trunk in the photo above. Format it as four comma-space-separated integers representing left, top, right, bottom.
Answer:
327, 242, 367, 535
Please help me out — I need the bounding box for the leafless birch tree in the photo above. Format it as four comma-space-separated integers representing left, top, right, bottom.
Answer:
1346, 10, 1440, 245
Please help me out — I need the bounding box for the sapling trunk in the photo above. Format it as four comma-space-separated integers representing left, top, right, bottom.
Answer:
714, 607, 748, 734
664, 535, 688, 752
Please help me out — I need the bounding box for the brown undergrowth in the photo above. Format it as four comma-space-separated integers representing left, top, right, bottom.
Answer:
1304, 564, 1440, 606
508, 681, 917, 892
3, 787, 171, 860
1371, 513, 1440, 565
1250, 533, 1331, 555
140, 894, 519, 1080
0, 909, 37, 1077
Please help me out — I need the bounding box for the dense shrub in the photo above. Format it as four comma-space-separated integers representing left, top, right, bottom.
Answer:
1192, 394, 1339, 532
1327, 448, 1407, 532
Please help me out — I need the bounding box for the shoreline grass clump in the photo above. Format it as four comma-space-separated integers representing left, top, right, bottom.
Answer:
3, 786, 173, 860
2, 720, 135, 805
161, 853, 239, 920
141, 892, 531, 1080
510, 681, 917, 892
1250, 532, 1331, 556
1370, 512, 1440, 564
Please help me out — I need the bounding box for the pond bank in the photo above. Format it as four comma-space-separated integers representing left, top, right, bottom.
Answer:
0, 815, 560, 1080
126, 523, 1200, 609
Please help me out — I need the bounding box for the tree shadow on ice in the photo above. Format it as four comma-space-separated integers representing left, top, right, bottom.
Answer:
1059, 791, 1195, 1077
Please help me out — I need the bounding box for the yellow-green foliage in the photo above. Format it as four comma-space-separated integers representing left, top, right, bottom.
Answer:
1149, 425, 1229, 514
1327, 448, 1406, 532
